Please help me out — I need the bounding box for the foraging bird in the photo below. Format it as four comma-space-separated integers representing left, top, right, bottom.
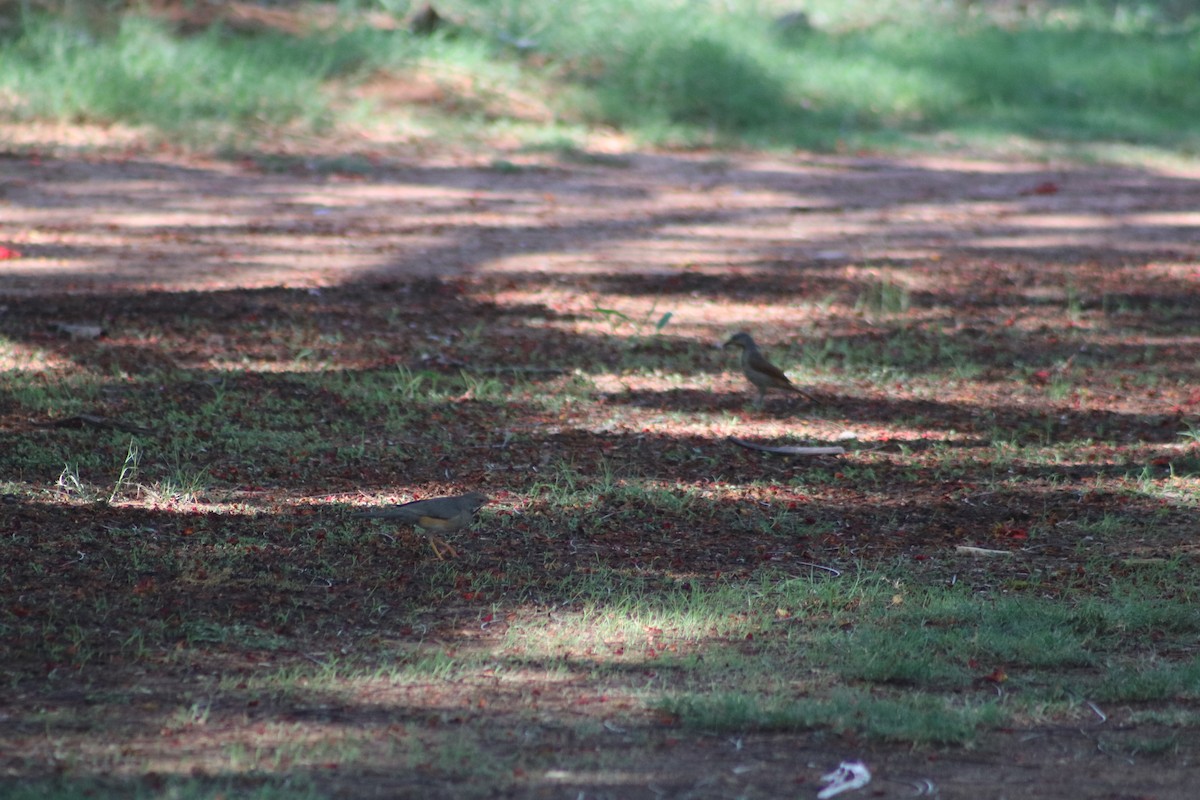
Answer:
353, 492, 488, 559
723, 332, 814, 408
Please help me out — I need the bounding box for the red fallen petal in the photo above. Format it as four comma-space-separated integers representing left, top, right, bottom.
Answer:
981, 668, 1008, 683
0, 247, 21, 260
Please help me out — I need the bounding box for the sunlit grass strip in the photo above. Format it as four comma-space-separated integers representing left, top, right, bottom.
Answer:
2, 2, 1198, 156
660, 688, 1006, 745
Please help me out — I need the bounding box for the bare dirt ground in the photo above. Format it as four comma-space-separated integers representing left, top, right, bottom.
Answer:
3, 140, 1200, 798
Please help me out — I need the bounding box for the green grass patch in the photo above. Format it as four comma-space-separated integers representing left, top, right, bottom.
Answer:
1, 1, 1198, 157
1, 15, 369, 142
661, 688, 1004, 745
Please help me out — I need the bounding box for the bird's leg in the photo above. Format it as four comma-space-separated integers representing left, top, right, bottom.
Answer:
429, 535, 458, 560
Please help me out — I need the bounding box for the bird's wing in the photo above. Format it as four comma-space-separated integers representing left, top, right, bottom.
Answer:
356, 494, 483, 523
412, 496, 471, 520
353, 506, 424, 523
747, 351, 794, 384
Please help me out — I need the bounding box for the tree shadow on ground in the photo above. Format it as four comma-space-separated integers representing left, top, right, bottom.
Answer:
3, 151, 1200, 292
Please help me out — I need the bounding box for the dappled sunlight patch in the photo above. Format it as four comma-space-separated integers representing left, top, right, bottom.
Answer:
0, 337, 76, 372
499, 607, 715, 665
34, 717, 455, 782
0, 120, 154, 152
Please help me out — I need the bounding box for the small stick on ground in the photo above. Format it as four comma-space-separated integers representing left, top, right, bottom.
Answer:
729, 436, 845, 457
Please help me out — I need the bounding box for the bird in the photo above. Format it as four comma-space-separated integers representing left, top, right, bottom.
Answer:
353, 492, 489, 559
723, 331, 815, 408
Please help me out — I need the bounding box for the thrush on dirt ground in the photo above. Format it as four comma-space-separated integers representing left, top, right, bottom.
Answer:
353, 492, 489, 559
723, 331, 815, 408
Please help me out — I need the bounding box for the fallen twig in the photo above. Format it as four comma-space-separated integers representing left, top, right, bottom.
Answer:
729, 436, 845, 456
480, 365, 567, 375
955, 545, 1014, 557
794, 561, 842, 576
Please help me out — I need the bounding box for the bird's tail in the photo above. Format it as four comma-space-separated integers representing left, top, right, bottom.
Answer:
786, 384, 818, 402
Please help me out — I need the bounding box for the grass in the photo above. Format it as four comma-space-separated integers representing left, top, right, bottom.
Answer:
2, 15, 349, 138
661, 689, 1004, 745
0, 1, 1198, 159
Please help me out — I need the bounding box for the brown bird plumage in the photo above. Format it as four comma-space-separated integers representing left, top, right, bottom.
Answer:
723, 332, 814, 407
353, 492, 488, 559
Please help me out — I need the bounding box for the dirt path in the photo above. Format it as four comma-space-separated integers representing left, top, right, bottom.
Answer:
6, 149, 1199, 295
